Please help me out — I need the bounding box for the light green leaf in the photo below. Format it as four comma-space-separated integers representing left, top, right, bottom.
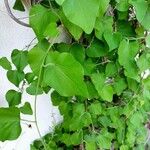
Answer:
55, 0, 65, 5
103, 31, 122, 51
0, 57, 12, 70
29, 5, 58, 40
105, 62, 118, 77
130, 0, 150, 30
95, 16, 113, 40
0, 107, 21, 141
44, 22, 59, 38
91, 73, 113, 102
137, 50, 150, 72
7, 70, 25, 87
6, 90, 22, 106
62, 0, 100, 34
86, 39, 108, 57
118, 40, 139, 81
88, 101, 102, 115
59, 12, 83, 40
146, 35, 150, 48
116, 0, 129, 12
43, 52, 88, 97
11, 49, 28, 71
20, 102, 33, 115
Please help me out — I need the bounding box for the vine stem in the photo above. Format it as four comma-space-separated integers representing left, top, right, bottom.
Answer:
34, 36, 58, 150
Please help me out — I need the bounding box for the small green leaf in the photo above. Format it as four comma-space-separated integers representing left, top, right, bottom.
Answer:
20, 102, 33, 115
11, 49, 28, 71
26, 81, 43, 95
7, 70, 25, 87
55, 0, 65, 5
13, 0, 25, 11
105, 62, 118, 77
25, 72, 35, 84
44, 22, 59, 38
86, 39, 108, 57
6, 90, 22, 107
88, 101, 102, 115
0, 107, 21, 141
146, 35, 150, 48
103, 32, 122, 51
0, 57, 12, 70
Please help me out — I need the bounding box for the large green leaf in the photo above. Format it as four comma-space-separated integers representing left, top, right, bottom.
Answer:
43, 52, 88, 97
62, 0, 100, 34
0, 107, 21, 141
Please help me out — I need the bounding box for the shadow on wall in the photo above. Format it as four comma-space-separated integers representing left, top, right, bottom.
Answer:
0, 0, 62, 150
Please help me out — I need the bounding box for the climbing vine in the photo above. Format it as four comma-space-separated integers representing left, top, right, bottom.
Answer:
0, 0, 150, 149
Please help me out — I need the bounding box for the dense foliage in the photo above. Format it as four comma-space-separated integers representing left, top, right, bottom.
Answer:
0, 0, 150, 149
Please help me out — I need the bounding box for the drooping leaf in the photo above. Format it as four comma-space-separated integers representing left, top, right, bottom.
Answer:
13, 0, 25, 11
43, 52, 88, 97
6, 90, 22, 107
62, 0, 100, 34
0, 107, 21, 141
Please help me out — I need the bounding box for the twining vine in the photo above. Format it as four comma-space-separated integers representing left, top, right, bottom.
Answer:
0, 0, 150, 150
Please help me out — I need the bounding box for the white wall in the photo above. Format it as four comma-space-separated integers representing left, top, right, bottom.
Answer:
0, 1, 61, 149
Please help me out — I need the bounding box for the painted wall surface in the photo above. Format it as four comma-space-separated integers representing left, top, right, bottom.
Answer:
0, 1, 61, 149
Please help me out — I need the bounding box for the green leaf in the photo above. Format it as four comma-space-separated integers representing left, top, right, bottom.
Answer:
28, 40, 49, 75
86, 39, 108, 57
11, 49, 28, 71
26, 81, 43, 95
114, 77, 127, 95
20, 102, 33, 115
105, 62, 118, 77
0, 57, 12, 70
95, 16, 113, 40
43, 52, 88, 97
25, 72, 35, 84
59, 11, 83, 40
130, 0, 150, 30
137, 50, 150, 72
55, 0, 65, 5
0, 107, 21, 141
44, 22, 59, 38
29, 5, 58, 40
116, 0, 129, 12
7, 70, 25, 87
69, 43, 85, 63
103, 31, 122, 51
88, 101, 102, 115
146, 35, 150, 48
13, 0, 25, 11
120, 145, 129, 150
97, 130, 113, 149
118, 40, 139, 81
62, 0, 100, 34
6, 90, 22, 107
91, 73, 113, 102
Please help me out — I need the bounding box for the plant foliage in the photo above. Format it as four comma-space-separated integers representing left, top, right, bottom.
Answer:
1, 0, 150, 149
